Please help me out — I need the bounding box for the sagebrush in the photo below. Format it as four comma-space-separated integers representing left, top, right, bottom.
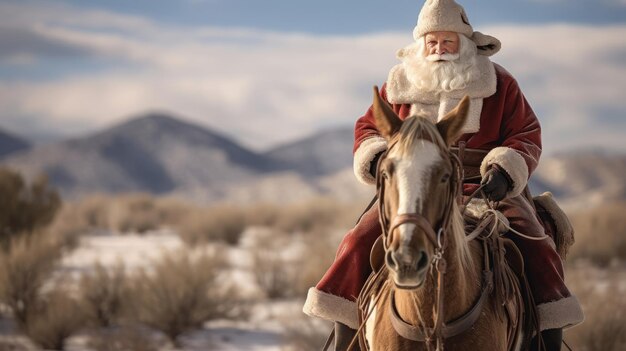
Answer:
127, 249, 241, 346
0, 168, 60, 248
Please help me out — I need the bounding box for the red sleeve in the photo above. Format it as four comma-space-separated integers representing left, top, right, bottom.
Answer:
353, 83, 390, 154
499, 77, 542, 176
479, 66, 543, 198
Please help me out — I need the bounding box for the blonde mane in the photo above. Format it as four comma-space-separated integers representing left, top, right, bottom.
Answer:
393, 115, 448, 157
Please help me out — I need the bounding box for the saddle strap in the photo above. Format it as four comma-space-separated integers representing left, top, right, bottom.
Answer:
388, 270, 494, 342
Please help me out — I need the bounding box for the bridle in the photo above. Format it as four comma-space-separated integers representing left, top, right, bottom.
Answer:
376, 138, 464, 350
377, 142, 462, 254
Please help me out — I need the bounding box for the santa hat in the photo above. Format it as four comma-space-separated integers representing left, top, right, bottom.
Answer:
413, 0, 501, 56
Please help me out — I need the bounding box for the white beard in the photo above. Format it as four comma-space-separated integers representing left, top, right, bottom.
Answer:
402, 35, 481, 94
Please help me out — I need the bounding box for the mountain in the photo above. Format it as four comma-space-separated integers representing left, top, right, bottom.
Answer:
1, 113, 281, 199
264, 127, 354, 177
1, 113, 624, 207
0, 128, 30, 159
530, 151, 626, 210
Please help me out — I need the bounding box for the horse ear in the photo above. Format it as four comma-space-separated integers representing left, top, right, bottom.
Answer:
372, 86, 402, 140
437, 95, 470, 146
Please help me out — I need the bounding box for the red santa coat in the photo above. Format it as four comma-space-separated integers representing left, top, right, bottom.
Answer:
353, 63, 541, 199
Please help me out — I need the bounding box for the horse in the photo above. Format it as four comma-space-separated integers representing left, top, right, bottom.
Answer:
354, 87, 533, 351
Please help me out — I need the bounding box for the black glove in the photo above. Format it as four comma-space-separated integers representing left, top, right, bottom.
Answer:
369, 151, 384, 178
480, 166, 511, 202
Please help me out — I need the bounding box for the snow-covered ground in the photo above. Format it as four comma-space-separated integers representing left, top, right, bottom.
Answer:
2, 225, 624, 350
1, 227, 329, 351
61, 229, 183, 272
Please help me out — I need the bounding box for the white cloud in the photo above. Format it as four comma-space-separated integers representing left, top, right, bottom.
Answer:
482, 24, 626, 153
0, 2, 624, 154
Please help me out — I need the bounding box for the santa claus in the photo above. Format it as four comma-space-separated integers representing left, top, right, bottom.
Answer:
303, 1, 584, 350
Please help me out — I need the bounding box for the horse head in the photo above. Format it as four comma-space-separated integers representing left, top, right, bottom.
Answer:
371, 86, 470, 289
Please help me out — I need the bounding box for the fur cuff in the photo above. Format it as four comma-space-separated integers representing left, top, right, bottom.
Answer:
537, 295, 585, 330
480, 147, 529, 198
534, 192, 575, 258
353, 136, 387, 185
302, 288, 359, 329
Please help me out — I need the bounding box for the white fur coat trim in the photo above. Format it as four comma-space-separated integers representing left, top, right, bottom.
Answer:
385, 56, 496, 134
407, 98, 483, 134
537, 295, 584, 330
302, 287, 359, 329
354, 136, 387, 185
480, 146, 529, 199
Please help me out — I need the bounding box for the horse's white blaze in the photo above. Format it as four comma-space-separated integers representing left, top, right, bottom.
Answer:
388, 141, 442, 246
365, 297, 377, 349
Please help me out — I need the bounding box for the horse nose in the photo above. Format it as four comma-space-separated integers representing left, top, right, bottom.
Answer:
386, 248, 429, 273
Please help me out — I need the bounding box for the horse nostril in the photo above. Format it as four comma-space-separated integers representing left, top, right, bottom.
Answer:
386, 250, 398, 270
416, 250, 429, 272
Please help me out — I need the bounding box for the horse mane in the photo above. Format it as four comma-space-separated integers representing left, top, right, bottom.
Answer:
391, 115, 474, 272
450, 201, 474, 273
393, 115, 448, 155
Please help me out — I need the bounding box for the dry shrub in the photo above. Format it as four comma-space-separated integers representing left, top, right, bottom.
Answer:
45, 200, 101, 251
270, 197, 365, 235
0, 168, 61, 248
176, 205, 246, 245
127, 249, 241, 346
292, 230, 337, 296
36, 195, 114, 252
246, 198, 362, 232
251, 231, 295, 299
79, 262, 128, 328
575, 298, 626, 351
0, 232, 63, 327
282, 312, 332, 351
0, 232, 83, 350
53, 194, 192, 236
564, 268, 626, 351
22, 287, 86, 351
87, 325, 159, 351
273, 197, 342, 233
153, 196, 194, 227
108, 193, 161, 233
0, 339, 30, 351
250, 228, 337, 299
568, 202, 626, 266
245, 203, 282, 227
253, 253, 294, 299
68, 194, 112, 229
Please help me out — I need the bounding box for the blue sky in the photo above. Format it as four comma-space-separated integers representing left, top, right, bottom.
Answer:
0, 0, 625, 154
59, 0, 626, 32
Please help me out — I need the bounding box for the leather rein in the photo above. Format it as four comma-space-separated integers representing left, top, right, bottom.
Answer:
371, 142, 494, 350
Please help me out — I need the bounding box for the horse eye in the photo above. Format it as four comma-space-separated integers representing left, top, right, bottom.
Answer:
441, 173, 450, 183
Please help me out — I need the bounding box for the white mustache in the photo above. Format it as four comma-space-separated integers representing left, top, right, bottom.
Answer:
425, 53, 460, 62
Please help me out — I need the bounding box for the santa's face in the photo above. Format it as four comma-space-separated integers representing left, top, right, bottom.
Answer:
423, 31, 460, 59
400, 32, 479, 93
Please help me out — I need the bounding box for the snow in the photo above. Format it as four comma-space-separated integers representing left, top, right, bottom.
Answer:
60, 228, 184, 273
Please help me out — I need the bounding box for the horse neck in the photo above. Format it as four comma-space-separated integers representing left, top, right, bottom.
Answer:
393, 211, 481, 325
